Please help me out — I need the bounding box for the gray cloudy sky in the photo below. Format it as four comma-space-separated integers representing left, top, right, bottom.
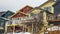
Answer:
0, 0, 48, 12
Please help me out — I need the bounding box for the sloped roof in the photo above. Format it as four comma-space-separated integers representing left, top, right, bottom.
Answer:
20, 5, 33, 13
31, 7, 53, 14
0, 11, 14, 20
1, 10, 15, 18
11, 13, 27, 18
0, 12, 6, 16
39, 0, 55, 7
0, 17, 9, 20
10, 5, 33, 18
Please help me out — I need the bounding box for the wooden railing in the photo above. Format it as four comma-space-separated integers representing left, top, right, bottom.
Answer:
6, 16, 37, 26
47, 14, 60, 22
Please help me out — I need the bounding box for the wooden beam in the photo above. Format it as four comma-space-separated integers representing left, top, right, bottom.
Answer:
47, 19, 60, 22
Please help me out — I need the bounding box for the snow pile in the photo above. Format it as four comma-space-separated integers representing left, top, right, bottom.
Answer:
24, 32, 30, 34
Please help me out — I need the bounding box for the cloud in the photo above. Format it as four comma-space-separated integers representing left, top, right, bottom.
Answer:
0, 0, 48, 12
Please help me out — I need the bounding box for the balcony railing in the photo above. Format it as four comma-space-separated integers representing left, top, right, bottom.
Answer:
6, 13, 44, 26
6, 16, 39, 26
47, 14, 60, 22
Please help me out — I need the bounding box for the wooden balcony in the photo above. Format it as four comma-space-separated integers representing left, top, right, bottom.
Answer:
47, 19, 60, 22
47, 14, 60, 22
7, 25, 28, 33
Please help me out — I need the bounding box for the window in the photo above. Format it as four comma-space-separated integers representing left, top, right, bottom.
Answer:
44, 7, 51, 12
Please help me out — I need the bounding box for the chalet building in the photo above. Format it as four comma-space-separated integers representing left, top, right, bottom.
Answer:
22, 0, 55, 30
0, 11, 14, 34
5, 5, 33, 33
5, 0, 60, 34
23, 7, 54, 34
24, 0, 60, 34
6, 0, 55, 33
0, 12, 6, 34
53, 0, 60, 15
46, 0, 60, 34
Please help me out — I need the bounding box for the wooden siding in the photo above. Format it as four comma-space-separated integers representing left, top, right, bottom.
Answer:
20, 5, 33, 13
11, 13, 26, 18
10, 5, 33, 18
